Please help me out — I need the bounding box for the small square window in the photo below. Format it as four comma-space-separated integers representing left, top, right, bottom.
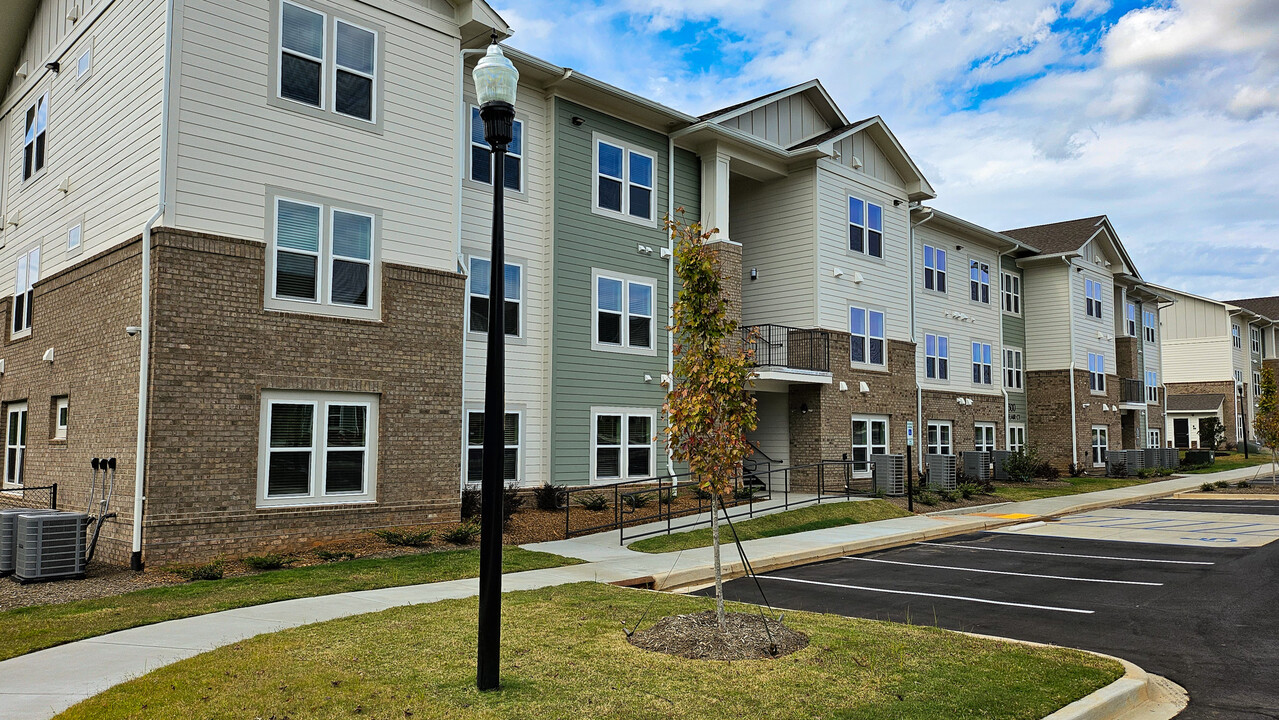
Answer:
76, 48, 92, 80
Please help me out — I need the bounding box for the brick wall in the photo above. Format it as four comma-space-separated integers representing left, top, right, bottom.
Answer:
1114, 337, 1140, 379
1025, 369, 1121, 472
919, 390, 1004, 452
1165, 380, 1236, 448
708, 240, 742, 326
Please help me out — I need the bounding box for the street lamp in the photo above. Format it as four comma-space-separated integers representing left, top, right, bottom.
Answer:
1239, 384, 1250, 459
472, 35, 517, 693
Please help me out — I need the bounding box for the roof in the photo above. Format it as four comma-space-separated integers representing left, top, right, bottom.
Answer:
1166, 394, 1226, 413
699, 81, 811, 120
1227, 296, 1279, 322
786, 118, 877, 150
1002, 216, 1108, 255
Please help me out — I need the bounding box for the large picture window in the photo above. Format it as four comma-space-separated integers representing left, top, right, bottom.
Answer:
466, 411, 520, 484
468, 258, 521, 336
850, 306, 886, 366
258, 391, 377, 506
269, 195, 378, 319
591, 409, 654, 481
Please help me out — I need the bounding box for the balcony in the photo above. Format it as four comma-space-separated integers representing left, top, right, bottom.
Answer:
1119, 378, 1145, 406
741, 324, 833, 390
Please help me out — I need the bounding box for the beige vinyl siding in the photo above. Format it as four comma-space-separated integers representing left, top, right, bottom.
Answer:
735, 169, 816, 327
832, 130, 904, 186
1070, 258, 1115, 372
1021, 264, 1071, 370
1, 0, 164, 285
814, 159, 910, 339
719, 93, 830, 148
1161, 291, 1228, 340
4, 0, 93, 101
745, 391, 789, 468
172, 0, 461, 273
1162, 337, 1233, 383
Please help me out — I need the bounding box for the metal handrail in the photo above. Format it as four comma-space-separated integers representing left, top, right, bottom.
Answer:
740, 324, 831, 373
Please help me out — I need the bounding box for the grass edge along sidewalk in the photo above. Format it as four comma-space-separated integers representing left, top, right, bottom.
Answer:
0, 546, 580, 662
53, 582, 1123, 720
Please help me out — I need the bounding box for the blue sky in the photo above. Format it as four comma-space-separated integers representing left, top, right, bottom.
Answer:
495, 0, 1279, 300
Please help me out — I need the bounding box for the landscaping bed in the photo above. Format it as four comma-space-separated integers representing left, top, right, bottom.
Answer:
628, 500, 910, 553
54, 582, 1123, 720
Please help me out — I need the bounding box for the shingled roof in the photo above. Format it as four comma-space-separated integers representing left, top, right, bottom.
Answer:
1001, 216, 1108, 255
698, 81, 812, 121
1227, 296, 1279, 321
1166, 394, 1226, 413
785, 118, 878, 150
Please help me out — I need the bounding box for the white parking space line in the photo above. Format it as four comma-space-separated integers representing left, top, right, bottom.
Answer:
917, 542, 1215, 565
839, 556, 1163, 586
1131, 502, 1279, 508
760, 575, 1094, 614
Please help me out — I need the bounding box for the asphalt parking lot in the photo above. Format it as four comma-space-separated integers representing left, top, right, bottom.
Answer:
706, 498, 1279, 720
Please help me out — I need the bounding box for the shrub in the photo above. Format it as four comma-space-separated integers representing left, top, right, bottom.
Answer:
1199, 417, 1226, 451
623, 491, 652, 509
503, 483, 526, 528
1035, 462, 1061, 480
242, 553, 297, 571
175, 560, 224, 582
1068, 462, 1082, 478
1156, 467, 1173, 477
533, 482, 565, 511
693, 487, 712, 500
732, 485, 758, 501
316, 549, 355, 563
938, 489, 958, 503
1214, 479, 1230, 488
1237, 480, 1251, 488
1200, 482, 1215, 492
1000, 448, 1038, 482
957, 482, 980, 500
1108, 461, 1128, 478
442, 522, 480, 545
917, 491, 939, 506
461, 487, 481, 520
1136, 468, 1156, 479
372, 528, 435, 547
658, 488, 674, 505
577, 492, 609, 511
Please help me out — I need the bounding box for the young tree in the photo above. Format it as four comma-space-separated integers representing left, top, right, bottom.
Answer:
1199, 416, 1226, 452
662, 210, 758, 631
1254, 366, 1279, 481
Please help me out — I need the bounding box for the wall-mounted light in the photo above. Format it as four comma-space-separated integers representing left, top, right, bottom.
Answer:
955, 245, 963, 251
893, 199, 903, 207
45, 61, 60, 74
571, 116, 585, 126
750, 267, 757, 281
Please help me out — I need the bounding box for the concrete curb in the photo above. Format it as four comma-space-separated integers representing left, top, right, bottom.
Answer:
1173, 491, 1279, 500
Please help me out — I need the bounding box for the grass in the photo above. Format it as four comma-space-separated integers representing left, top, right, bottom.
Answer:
1182, 451, 1276, 474
54, 582, 1122, 720
991, 476, 1153, 502
628, 499, 911, 554
0, 547, 579, 662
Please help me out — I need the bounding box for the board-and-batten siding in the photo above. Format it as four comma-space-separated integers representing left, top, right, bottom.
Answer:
813, 159, 911, 340
1158, 291, 1234, 384
172, 0, 460, 274
1021, 264, 1071, 371
912, 222, 1003, 395
459, 76, 550, 486
831, 130, 904, 187
3, 0, 103, 102
719, 93, 830, 149
1, 0, 164, 289
735, 170, 815, 328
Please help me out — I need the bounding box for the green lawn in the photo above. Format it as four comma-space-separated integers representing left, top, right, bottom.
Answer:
991, 476, 1153, 502
0, 547, 579, 662
55, 582, 1122, 720
1182, 451, 1276, 474
627, 499, 912, 554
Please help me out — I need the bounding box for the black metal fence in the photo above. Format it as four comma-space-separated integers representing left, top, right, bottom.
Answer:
0, 483, 57, 511
741, 324, 831, 373
1120, 378, 1145, 404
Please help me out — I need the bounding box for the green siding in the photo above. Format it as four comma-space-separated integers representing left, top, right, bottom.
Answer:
1002, 255, 1028, 423
550, 98, 699, 483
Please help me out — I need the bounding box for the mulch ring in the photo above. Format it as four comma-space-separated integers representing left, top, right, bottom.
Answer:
629, 611, 809, 661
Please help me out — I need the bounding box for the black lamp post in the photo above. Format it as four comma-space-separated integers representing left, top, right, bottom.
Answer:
472, 36, 518, 692
1239, 384, 1250, 459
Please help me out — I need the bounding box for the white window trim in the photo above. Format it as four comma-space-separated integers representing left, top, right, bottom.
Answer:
968, 259, 991, 305
4, 402, 27, 488
1001, 271, 1021, 315
464, 409, 523, 485
54, 397, 68, 440
332, 16, 379, 123
849, 305, 887, 369
923, 245, 947, 293
974, 422, 997, 453
1232, 324, 1242, 349
22, 92, 49, 185
271, 0, 383, 132
848, 195, 884, 259
468, 105, 525, 193
1004, 346, 1024, 390
1084, 277, 1104, 321
1091, 425, 1109, 468
1125, 302, 1137, 337
278, 0, 327, 110
467, 256, 524, 339
590, 133, 657, 226
1251, 327, 1262, 355
75, 41, 93, 86
589, 407, 656, 483
850, 414, 889, 478
257, 390, 378, 508
11, 244, 40, 340
1088, 353, 1107, 394
590, 269, 657, 356
924, 333, 948, 381
971, 342, 993, 386
1148, 428, 1161, 450
1146, 371, 1159, 404
926, 420, 953, 456
1143, 310, 1157, 344
1007, 423, 1026, 453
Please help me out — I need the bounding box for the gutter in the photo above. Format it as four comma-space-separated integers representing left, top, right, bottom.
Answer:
910, 207, 935, 466
1063, 256, 1079, 468
998, 247, 1012, 448
132, 0, 176, 571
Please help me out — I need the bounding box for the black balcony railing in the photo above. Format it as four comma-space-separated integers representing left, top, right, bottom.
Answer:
1120, 378, 1145, 404
741, 324, 831, 373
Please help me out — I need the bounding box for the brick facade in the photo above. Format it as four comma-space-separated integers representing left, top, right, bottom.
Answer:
1114, 337, 1140, 380
919, 389, 1005, 453
1025, 369, 1121, 471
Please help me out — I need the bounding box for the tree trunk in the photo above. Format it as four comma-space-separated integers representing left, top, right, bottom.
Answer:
711, 492, 725, 631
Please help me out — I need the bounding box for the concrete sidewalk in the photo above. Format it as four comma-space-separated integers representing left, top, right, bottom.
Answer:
0, 467, 1256, 720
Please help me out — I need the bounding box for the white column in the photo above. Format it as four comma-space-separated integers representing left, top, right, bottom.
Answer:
700, 149, 731, 243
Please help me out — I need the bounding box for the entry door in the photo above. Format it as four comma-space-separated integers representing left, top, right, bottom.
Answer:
974, 424, 996, 453
5, 403, 27, 486
851, 416, 889, 476
1091, 426, 1108, 467
1174, 419, 1189, 448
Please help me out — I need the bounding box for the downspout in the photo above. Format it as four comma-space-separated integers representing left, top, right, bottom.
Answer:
1063, 256, 1079, 469
455, 47, 486, 490
665, 136, 676, 478
133, 0, 176, 571
910, 207, 934, 466
998, 248, 1012, 447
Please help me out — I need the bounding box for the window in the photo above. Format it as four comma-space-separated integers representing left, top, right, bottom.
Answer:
258, 391, 377, 506
465, 411, 520, 484
76, 46, 92, 82
67, 224, 81, 251
12, 246, 39, 337
850, 416, 888, 475
1007, 424, 1026, 453
1084, 278, 1105, 319
1148, 428, 1161, 449
593, 138, 654, 221
1251, 327, 1262, 355
849, 307, 886, 366
1003, 347, 1023, 390
1088, 353, 1106, 392
591, 409, 654, 480
923, 245, 946, 292
1232, 324, 1242, 349
1091, 425, 1108, 467
269, 196, 377, 318
975, 423, 996, 453
4, 404, 27, 486
848, 197, 883, 257
1146, 370, 1159, 404
1001, 272, 1021, 314
1125, 302, 1137, 337
468, 258, 520, 336
971, 342, 992, 385
23, 93, 48, 181
277, 1, 379, 124
926, 421, 952, 456
469, 107, 523, 191
924, 333, 948, 380
969, 260, 990, 304
1254, 372, 1263, 401
593, 273, 654, 352
1143, 311, 1157, 343
53, 397, 68, 440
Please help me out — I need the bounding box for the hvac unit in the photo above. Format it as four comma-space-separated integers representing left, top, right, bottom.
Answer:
1125, 449, 1146, 472
1106, 450, 1139, 478
1143, 448, 1162, 470
925, 454, 957, 491
991, 450, 1012, 481
1164, 448, 1179, 469
13, 511, 88, 583
960, 451, 992, 483
0, 507, 57, 576
870, 454, 905, 496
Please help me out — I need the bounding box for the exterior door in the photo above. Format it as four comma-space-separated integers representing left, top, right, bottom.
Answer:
5, 403, 27, 486
1174, 418, 1189, 448
1091, 425, 1108, 467
974, 423, 996, 453
850, 416, 889, 477
927, 421, 953, 455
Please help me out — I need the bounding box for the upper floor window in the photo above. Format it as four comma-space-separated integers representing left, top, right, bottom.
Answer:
848, 197, 883, 258
1125, 302, 1137, 337
1251, 327, 1262, 355
23, 93, 48, 181
466, 411, 520, 484
924, 333, 948, 380
969, 261, 990, 304
470, 107, 522, 191
1143, 311, 1157, 343
971, 342, 992, 385
1004, 347, 1023, 390
258, 390, 377, 507
923, 246, 946, 292
468, 258, 520, 337
1232, 323, 1242, 349
1084, 278, 1104, 320
1088, 352, 1106, 392
849, 306, 885, 366
269, 196, 378, 319
277, 1, 379, 125
1001, 272, 1021, 314
12, 246, 39, 338
1146, 370, 1159, 404
1255, 371, 1263, 400
593, 137, 653, 222
594, 273, 654, 353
